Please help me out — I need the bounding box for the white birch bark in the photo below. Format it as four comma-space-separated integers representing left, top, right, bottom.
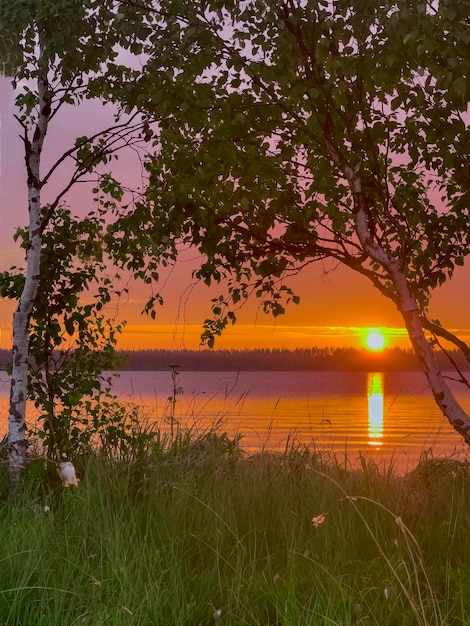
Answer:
347, 168, 470, 445
8, 71, 50, 481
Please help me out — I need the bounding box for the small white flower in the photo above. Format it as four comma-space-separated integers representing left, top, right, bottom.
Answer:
57, 462, 79, 487
214, 608, 222, 619
384, 588, 389, 600
273, 573, 280, 583
43, 505, 51, 513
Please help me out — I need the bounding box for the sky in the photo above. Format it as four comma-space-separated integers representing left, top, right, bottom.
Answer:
1, 75, 469, 353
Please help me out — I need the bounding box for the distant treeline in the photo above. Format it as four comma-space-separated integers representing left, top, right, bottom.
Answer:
116, 347, 469, 371
0, 347, 469, 372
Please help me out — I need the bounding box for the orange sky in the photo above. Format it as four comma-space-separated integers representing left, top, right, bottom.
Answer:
1, 76, 469, 353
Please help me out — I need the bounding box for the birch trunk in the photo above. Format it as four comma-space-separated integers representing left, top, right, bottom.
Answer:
348, 170, 470, 446
8, 72, 50, 481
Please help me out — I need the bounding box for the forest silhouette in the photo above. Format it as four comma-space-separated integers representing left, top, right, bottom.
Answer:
44, 347, 470, 371
1, 346, 468, 372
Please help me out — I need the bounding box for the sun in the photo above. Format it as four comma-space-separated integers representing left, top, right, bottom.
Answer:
365, 330, 386, 351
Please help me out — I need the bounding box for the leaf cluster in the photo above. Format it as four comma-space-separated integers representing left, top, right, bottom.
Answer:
100, 0, 469, 345
0, 208, 126, 460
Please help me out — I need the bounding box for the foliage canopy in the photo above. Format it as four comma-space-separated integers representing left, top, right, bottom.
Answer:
106, 0, 470, 347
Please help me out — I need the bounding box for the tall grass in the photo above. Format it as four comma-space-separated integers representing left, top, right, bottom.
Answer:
0, 424, 469, 625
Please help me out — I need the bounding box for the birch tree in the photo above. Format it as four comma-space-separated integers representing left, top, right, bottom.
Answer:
1, 209, 128, 462
106, 1, 470, 444
0, 0, 148, 480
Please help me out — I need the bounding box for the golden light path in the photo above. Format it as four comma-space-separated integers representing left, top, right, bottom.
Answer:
367, 372, 384, 447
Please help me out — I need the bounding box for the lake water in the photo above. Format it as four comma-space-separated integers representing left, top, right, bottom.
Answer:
1, 370, 469, 472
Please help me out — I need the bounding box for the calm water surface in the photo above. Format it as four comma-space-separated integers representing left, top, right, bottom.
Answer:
1, 370, 469, 471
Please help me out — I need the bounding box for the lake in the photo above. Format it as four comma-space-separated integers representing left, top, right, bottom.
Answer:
1, 370, 469, 471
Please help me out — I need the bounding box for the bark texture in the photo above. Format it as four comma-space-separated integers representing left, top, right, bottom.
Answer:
8, 72, 50, 481
350, 170, 470, 446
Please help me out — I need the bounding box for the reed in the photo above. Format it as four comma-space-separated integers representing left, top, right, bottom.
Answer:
0, 424, 469, 625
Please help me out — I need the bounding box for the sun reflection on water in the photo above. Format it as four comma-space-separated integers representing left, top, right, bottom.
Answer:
368, 372, 384, 447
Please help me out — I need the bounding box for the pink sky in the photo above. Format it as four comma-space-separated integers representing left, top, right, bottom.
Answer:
1, 75, 469, 352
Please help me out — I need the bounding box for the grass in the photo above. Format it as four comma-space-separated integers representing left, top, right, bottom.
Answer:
0, 424, 470, 625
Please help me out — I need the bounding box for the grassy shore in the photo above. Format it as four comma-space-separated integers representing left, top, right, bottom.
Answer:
0, 426, 470, 625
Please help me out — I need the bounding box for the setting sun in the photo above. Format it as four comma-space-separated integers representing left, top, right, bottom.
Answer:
365, 330, 386, 351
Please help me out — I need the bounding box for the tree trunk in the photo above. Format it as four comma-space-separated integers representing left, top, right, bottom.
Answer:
8, 72, 50, 482
351, 177, 470, 446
